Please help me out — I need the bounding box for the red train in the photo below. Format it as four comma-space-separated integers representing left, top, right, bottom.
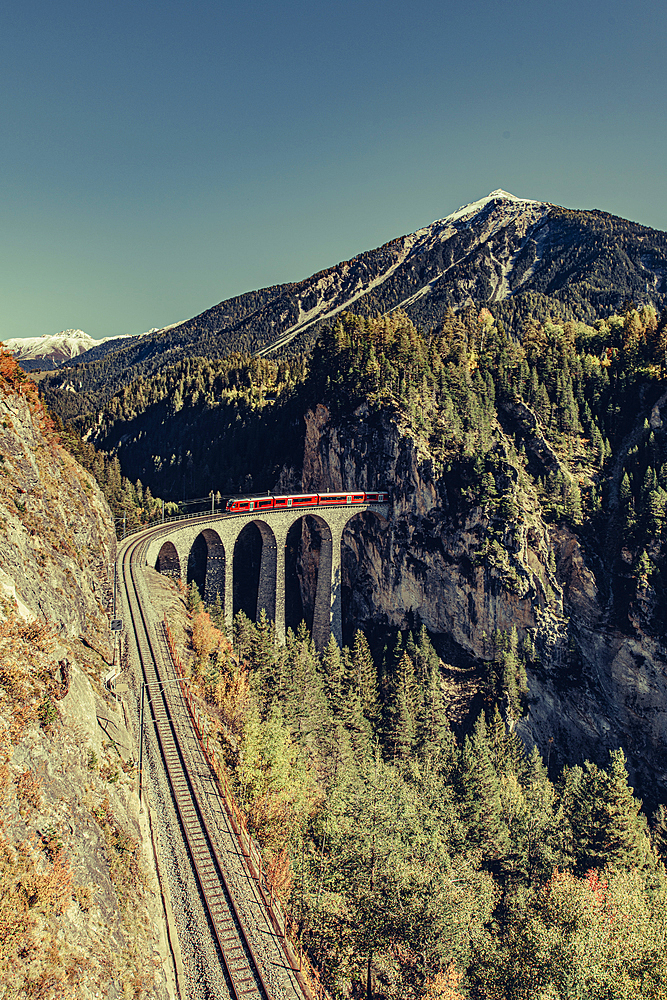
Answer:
226, 491, 389, 513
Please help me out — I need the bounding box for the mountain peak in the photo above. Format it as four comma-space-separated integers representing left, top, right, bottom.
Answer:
40, 193, 667, 397
487, 188, 524, 200
3, 330, 98, 370
54, 329, 90, 340
443, 189, 541, 225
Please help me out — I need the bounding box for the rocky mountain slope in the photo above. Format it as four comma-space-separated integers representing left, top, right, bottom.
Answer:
0, 352, 172, 999
41, 190, 667, 419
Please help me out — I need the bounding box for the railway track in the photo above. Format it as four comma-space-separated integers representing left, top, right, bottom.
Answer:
119, 528, 307, 1000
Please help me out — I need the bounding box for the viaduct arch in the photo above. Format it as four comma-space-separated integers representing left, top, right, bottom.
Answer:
145, 503, 389, 650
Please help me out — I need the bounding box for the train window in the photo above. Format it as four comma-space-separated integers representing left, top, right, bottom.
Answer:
352, 493, 365, 502
254, 499, 273, 509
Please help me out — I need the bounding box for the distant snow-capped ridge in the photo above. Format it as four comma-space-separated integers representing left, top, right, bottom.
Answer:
3, 330, 99, 363
141, 323, 183, 336
3, 324, 180, 369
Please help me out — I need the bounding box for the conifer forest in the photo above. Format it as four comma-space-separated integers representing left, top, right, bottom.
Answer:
182, 601, 667, 1000
48, 303, 667, 998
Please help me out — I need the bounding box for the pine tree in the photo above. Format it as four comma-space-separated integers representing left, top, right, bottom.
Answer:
620, 470, 633, 507
380, 632, 403, 739
535, 383, 551, 426
561, 750, 651, 873
252, 608, 277, 707
387, 652, 417, 762
479, 471, 498, 504
233, 610, 256, 662
282, 625, 330, 754
351, 630, 380, 723
495, 626, 528, 720
488, 703, 506, 756
210, 591, 225, 631
650, 803, 667, 861
322, 634, 345, 713
516, 744, 563, 883
647, 488, 666, 535
642, 464, 658, 498
565, 476, 583, 525
603, 749, 651, 868
187, 579, 203, 614
456, 714, 508, 857
415, 655, 454, 767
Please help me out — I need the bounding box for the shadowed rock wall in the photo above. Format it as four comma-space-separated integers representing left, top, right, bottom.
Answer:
289, 401, 667, 806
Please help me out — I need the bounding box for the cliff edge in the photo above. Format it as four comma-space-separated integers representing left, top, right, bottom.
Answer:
0, 352, 173, 1000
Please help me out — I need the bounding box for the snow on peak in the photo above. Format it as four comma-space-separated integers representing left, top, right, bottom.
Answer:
443, 190, 541, 225
3, 322, 183, 367
141, 321, 183, 337
54, 329, 90, 340
488, 189, 523, 201
5, 330, 95, 358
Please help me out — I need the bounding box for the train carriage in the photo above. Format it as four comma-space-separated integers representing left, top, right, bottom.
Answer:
318, 492, 365, 505
225, 491, 388, 513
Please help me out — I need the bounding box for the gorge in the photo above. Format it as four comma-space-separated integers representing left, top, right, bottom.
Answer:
6, 190, 667, 998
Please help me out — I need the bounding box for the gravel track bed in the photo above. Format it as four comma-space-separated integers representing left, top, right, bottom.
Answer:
174, 711, 299, 1000
118, 533, 307, 1000
120, 555, 233, 1000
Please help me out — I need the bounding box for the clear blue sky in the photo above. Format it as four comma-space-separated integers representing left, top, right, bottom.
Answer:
2, 0, 666, 340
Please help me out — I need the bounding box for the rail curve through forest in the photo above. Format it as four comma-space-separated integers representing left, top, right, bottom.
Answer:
118, 520, 315, 1000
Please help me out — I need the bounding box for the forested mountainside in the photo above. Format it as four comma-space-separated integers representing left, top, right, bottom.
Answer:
3, 316, 666, 999
174, 599, 667, 999
0, 349, 171, 999
48, 302, 667, 804
41, 192, 667, 420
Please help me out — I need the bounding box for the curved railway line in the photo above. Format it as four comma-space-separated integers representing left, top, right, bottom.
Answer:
119, 524, 312, 1000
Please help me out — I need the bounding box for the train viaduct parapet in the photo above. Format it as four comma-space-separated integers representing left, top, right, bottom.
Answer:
145, 503, 389, 650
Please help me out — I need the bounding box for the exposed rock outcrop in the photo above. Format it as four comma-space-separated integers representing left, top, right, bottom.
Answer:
0, 383, 114, 641
293, 402, 667, 807
300, 402, 560, 652
0, 366, 172, 999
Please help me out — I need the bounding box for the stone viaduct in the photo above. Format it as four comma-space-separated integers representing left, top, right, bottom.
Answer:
145, 502, 389, 650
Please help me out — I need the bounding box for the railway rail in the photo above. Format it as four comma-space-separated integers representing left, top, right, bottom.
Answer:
119, 526, 311, 1000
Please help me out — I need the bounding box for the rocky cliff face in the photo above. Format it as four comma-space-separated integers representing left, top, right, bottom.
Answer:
294, 402, 667, 807
0, 365, 172, 999
529, 525, 667, 808
298, 402, 560, 648
0, 382, 114, 640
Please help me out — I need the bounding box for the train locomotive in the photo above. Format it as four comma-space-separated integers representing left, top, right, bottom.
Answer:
225, 491, 389, 513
